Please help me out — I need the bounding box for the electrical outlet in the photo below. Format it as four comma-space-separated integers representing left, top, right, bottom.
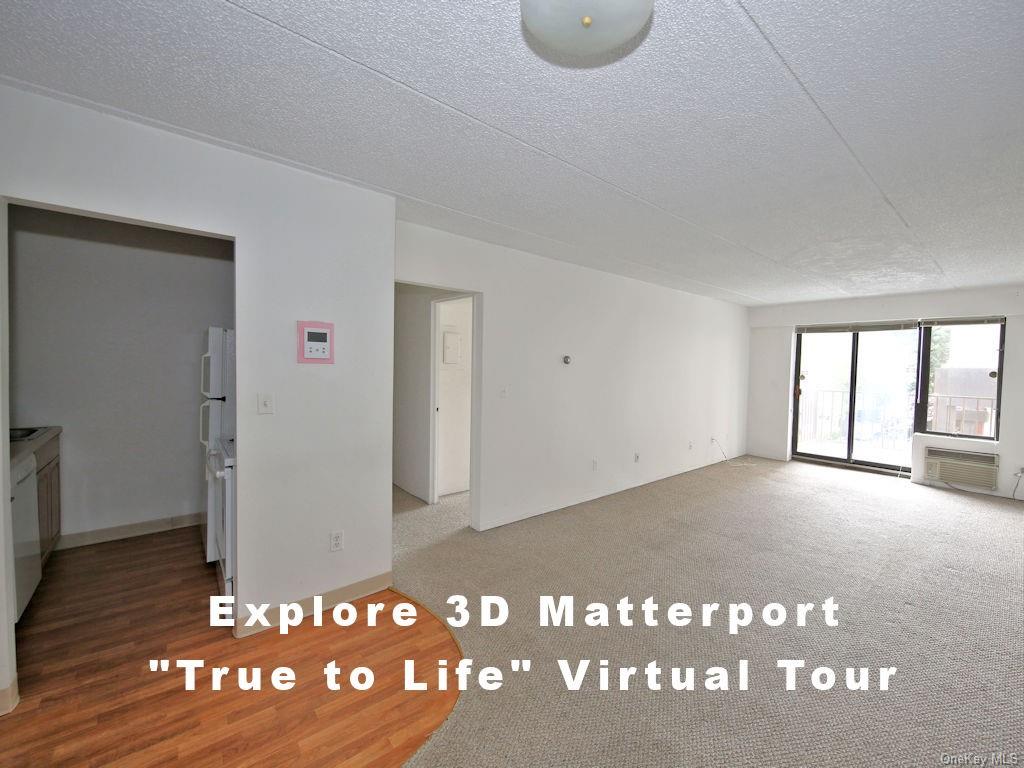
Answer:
634, 452, 640, 463
592, 459, 598, 472
688, 441, 693, 450
330, 530, 344, 552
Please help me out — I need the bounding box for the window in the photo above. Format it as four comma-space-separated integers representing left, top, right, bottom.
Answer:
915, 320, 1006, 439
792, 317, 1007, 472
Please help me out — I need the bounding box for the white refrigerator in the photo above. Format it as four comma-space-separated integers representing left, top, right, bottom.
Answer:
201, 327, 235, 590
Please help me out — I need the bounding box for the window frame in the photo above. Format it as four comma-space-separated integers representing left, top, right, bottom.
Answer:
790, 316, 1008, 474
913, 319, 1006, 441
790, 327, 918, 473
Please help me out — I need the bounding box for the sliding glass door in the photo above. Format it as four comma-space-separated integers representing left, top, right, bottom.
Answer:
794, 327, 918, 470
851, 330, 919, 467
794, 332, 852, 459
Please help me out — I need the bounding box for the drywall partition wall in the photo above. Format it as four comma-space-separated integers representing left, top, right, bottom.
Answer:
437, 297, 473, 496
9, 206, 234, 537
747, 285, 1024, 500
395, 222, 750, 531
746, 327, 795, 461
0, 85, 396, 625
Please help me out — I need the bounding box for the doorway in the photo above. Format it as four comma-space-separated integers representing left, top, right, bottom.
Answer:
1, 199, 237, 712
392, 283, 479, 520
793, 326, 919, 471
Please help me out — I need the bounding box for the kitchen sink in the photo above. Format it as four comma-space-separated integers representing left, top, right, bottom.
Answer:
10, 427, 46, 442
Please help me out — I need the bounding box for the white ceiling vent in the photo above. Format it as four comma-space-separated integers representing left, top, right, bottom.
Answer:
925, 447, 999, 490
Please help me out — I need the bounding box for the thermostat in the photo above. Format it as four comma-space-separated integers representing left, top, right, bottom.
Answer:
297, 321, 334, 364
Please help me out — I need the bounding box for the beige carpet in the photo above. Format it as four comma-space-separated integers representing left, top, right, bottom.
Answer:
393, 458, 1023, 767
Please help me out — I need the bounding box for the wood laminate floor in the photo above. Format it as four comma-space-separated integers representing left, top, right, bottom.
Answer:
0, 527, 460, 767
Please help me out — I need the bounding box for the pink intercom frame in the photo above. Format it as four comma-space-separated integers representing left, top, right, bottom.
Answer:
296, 320, 335, 364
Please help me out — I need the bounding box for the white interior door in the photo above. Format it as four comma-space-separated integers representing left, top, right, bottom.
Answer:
435, 297, 473, 497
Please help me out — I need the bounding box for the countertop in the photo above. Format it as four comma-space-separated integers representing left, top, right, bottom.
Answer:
10, 426, 62, 464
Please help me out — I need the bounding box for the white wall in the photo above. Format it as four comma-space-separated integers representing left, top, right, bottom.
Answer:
9, 206, 234, 536
396, 222, 750, 530
437, 297, 473, 496
0, 82, 396, 661
746, 327, 795, 461
747, 284, 1024, 499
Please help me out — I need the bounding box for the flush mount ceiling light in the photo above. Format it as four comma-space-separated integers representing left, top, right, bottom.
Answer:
522, 0, 654, 57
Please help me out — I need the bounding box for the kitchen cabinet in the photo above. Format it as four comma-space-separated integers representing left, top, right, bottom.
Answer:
10, 427, 63, 570
35, 437, 61, 566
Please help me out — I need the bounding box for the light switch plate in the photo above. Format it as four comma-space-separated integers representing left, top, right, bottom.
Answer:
257, 392, 275, 415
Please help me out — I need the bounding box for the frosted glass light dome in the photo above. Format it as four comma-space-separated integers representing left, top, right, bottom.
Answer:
522, 0, 654, 57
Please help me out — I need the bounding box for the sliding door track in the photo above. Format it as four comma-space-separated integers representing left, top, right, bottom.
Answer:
792, 454, 911, 478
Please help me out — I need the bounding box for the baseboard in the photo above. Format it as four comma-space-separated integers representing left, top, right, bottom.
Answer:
233, 571, 394, 638
476, 458, 766, 531
0, 679, 19, 716
56, 513, 203, 550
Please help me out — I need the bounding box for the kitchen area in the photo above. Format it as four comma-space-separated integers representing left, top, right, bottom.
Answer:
6, 204, 235, 624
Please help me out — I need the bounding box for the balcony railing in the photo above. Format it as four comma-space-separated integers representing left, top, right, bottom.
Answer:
797, 389, 849, 444
798, 390, 997, 444
927, 394, 997, 437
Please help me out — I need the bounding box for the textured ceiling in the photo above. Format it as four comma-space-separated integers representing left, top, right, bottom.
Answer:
1, 1, 1021, 305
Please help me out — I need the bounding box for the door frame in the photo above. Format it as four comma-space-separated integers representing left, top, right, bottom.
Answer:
0, 195, 239, 714
0, 198, 18, 714
426, 297, 439, 505
428, 293, 478, 506
791, 327, 919, 474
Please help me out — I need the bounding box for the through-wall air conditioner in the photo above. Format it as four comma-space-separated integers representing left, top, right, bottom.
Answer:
925, 447, 999, 490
